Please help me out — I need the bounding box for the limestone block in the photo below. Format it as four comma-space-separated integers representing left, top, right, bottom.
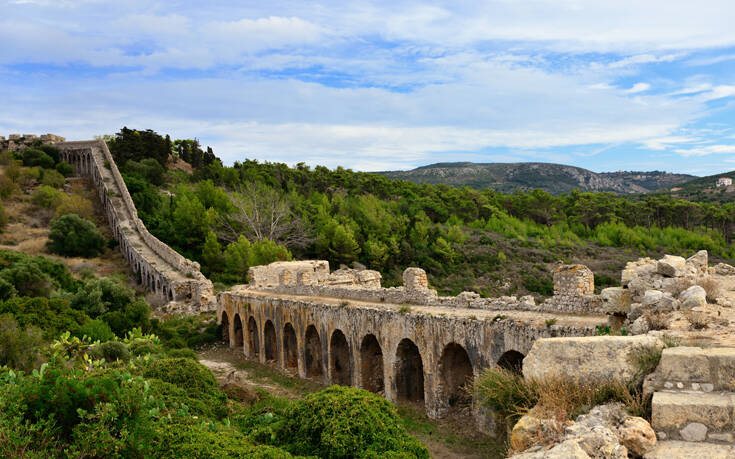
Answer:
510, 410, 563, 451
553, 264, 594, 296
679, 285, 706, 309
657, 255, 687, 277
511, 439, 592, 459
679, 422, 707, 442
618, 417, 657, 456
600, 287, 631, 314
656, 346, 711, 382
575, 425, 628, 459
714, 263, 735, 276
643, 441, 735, 459
357, 270, 382, 288
403, 267, 429, 290
651, 392, 733, 433
630, 316, 650, 335
642, 290, 664, 306
686, 250, 708, 273
704, 348, 735, 391
522, 335, 663, 386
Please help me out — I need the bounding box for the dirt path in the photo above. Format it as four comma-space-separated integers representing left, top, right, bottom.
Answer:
197, 345, 507, 459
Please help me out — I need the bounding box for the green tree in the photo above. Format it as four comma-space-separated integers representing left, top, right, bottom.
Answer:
47, 214, 106, 257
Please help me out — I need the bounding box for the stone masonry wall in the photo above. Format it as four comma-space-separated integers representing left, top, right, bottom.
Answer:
56, 139, 213, 308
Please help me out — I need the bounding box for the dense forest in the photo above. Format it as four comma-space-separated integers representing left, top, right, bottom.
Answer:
110, 128, 735, 297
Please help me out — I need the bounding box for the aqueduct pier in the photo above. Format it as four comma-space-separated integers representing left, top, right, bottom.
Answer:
217, 262, 607, 424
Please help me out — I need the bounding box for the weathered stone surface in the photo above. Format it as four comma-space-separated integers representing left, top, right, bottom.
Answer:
686, 250, 708, 273
657, 255, 687, 277
714, 262, 735, 276
575, 425, 627, 458
644, 441, 735, 459
512, 440, 592, 459
679, 285, 706, 310
618, 417, 657, 456
511, 410, 564, 451
600, 287, 630, 314
523, 336, 663, 386
403, 267, 429, 290
630, 316, 650, 335
679, 422, 708, 442
651, 392, 733, 435
554, 265, 594, 296
249, 260, 330, 288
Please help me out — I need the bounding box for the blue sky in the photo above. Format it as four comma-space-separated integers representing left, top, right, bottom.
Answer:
2, 1, 735, 175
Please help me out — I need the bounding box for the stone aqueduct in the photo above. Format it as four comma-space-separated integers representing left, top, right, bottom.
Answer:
15, 134, 609, 425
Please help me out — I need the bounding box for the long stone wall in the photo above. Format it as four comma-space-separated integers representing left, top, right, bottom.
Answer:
217, 288, 599, 427
56, 139, 214, 308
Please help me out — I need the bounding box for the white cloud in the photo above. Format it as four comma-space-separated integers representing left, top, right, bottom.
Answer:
674, 144, 735, 157
625, 82, 651, 93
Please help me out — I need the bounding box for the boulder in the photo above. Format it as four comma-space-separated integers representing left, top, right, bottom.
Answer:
600, 287, 630, 314
630, 316, 650, 335
618, 417, 657, 456
714, 263, 735, 276
657, 255, 687, 277
686, 250, 708, 273
679, 285, 706, 309
511, 410, 564, 451
642, 290, 664, 306
511, 439, 591, 459
523, 336, 664, 386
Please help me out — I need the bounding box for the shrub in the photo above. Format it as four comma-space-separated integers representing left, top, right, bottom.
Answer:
88, 341, 130, 362
0, 249, 80, 293
40, 169, 66, 188
47, 214, 105, 257
0, 258, 54, 297
276, 386, 429, 458
143, 358, 218, 396
0, 278, 16, 300
56, 161, 73, 177
0, 174, 19, 198
166, 347, 198, 360
0, 314, 43, 372
78, 318, 116, 342
70, 276, 135, 318
128, 338, 163, 356
22, 149, 54, 169
54, 194, 95, 220
31, 185, 64, 209
18, 167, 41, 188
473, 368, 538, 434
0, 297, 89, 339
0, 204, 7, 233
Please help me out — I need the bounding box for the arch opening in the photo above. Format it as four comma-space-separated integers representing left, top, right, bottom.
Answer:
329, 329, 352, 385
264, 320, 278, 362
283, 323, 298, 369
233, 313, 244, 348
247, 316, 260, 356
497, 350, 525, 375
304, 325, 323, 377
360, 334, 384, 394
395, 338, 424, 403
220, 311, 230, 344
439, 343, 474, 412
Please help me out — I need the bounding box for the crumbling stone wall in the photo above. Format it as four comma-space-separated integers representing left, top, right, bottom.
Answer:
0, 133, 65, 152
217, 289, 595, 425
56, 139, 214, 309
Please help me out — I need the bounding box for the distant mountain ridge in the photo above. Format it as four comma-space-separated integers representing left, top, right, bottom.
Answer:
379, 162, 695, 195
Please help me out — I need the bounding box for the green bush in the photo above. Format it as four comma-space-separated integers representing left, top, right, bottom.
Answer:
276, 386, 429, 458
88, 341, 130, 362
0, 297, 89, 339
31, 184, 64, 209
166, 347, 198, 360
0, 249, 80, 293
47, 214, 106, 257
69, 277, 135, 318
40, 169, 66, 188
22, 149, 54, 169
143, 358, 218, 396
0, 258, 54, 297
55, 161, 73, 177
78, 318, 116, 342
128, 338, 163, 356
151, 420, 293, 458
0, 174, 19, 198
0, 203, 7, 233
0, 314, 43, 372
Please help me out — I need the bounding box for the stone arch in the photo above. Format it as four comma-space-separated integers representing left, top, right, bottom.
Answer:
438, 343, 474, 412
283, 323, 298, 369
304, 325, 323, 377
329, 329, 352, 385
233, 313, 244, 348
497, 350, 525, 375
221, 311, 230, 344
395, 338, 425, 403
264, 320, 278, 362
247, 316, 260, 356
360, 334, 384, 394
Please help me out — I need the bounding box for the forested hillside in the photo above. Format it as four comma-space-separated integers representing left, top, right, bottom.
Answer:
380, 162, 694, 194
110, 129, 735, 298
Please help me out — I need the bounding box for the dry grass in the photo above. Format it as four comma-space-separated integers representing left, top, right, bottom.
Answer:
699, 277, 724, 303
643, 312, 669, 330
